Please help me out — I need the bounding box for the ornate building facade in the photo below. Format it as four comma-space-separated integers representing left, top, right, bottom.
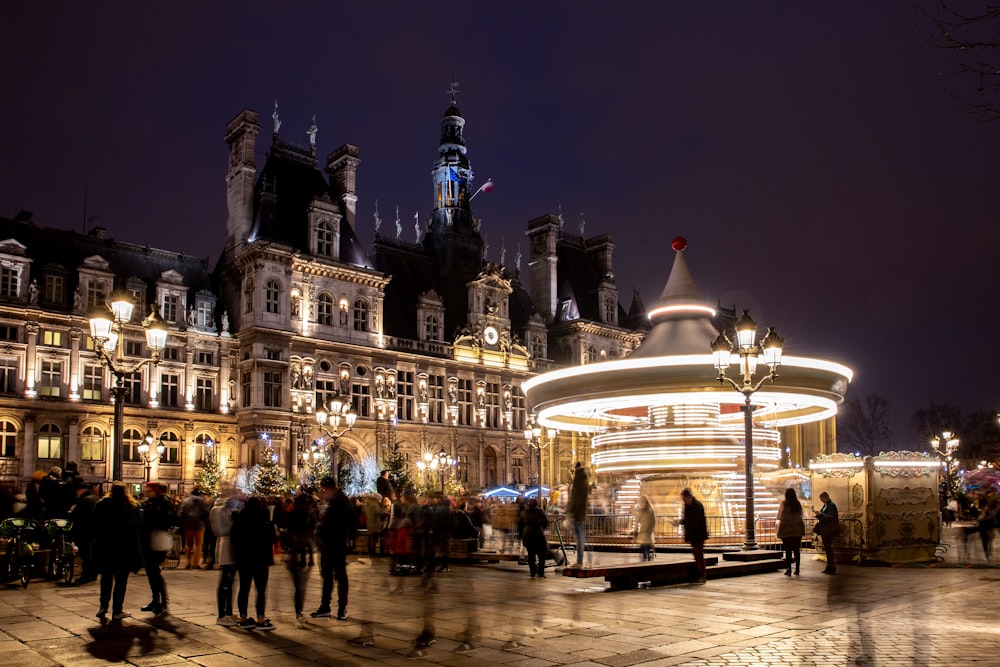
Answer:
0, 98, 647, 494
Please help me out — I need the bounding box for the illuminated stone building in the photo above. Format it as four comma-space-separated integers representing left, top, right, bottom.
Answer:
0, 98, 645, 493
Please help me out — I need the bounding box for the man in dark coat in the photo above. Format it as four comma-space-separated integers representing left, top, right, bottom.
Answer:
814, 491, 840, 575
519, 499, 550, 578
376, 470, 395, 501
69, 480, 98, 583
681, 488, 708, 584
567, 463, 590, 566
312, 477, 356, 620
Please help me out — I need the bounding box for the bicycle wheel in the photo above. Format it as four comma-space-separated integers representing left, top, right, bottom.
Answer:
19, 560, 30, 588
63, 550, 75, 584
47, 536, 62, 580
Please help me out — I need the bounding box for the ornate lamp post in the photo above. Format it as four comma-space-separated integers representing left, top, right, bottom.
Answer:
89, 290, 168, 482
523, 419, 543, 502
417, 448, 455, 493
930, 431, 960, 504
315, 394, 357, 481
711, 309, 783, 550
137, 431, 166, 483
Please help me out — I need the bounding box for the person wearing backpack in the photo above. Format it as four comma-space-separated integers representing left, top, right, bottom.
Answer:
179, 489, 210, 569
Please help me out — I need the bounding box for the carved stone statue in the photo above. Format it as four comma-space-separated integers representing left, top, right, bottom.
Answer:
386, 375, 396, 399
221, 310, 230, 333
73, 287, 82, 311
307, 114, 318, 146
28, 280, 39, 305
272, 99, 281, 133
187, 305, 196, 327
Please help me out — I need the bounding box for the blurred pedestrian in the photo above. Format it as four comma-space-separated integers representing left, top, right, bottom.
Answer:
776, 488, 805, 576
211, 492, 241, 626
680, 488, 708, 584
978, 497, 997, 561
92, 482, 143, 620
141, 482, 176, 615
634, 495, 656, 561
376, 469, 395, 501
69, 479, 98, 583
363, 494, 382, 557
179, 489, 210, 569
814, 491, 840, 574
285, 493, 317, 625
568, 463, 590, 566
519, 498, 549, 578
312, 477, 355, 621
232, 496, 277, 631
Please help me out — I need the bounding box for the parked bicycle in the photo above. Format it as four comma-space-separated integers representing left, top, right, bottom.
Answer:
162, 526, 182, 569
1, 517, 40, 588
44, 518, 77, 583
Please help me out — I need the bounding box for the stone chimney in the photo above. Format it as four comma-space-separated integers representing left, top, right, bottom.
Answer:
326, 144, 361, 230
224, 110, 260, 253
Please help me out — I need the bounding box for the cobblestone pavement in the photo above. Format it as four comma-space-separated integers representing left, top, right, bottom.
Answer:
1, 543, 997, 667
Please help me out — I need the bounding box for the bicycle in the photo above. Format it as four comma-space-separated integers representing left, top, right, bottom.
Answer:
1, 518, 39, 588
162, 527, 182, 569
44, 518, 77, 584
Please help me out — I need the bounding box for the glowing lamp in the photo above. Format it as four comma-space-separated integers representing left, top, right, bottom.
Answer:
735, 309, 757, 350
711, 332, 733, 371
88, 304, 114, 341
109, 288, 135, 324
760, 327, 783, 370
143, 305, 168, 353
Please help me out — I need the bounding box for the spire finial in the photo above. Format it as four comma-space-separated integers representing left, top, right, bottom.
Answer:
374, 199, 382, 236
579, 212, 586, 236
557, 203, 565, 229
500, 239, 506, 265
272, 99, 281, 134
447, 80, 461, 104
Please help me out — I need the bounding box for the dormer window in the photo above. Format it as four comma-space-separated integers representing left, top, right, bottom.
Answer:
0, 267, 19, 297
265, 279, 281, 314
244, 278, 254, 314
425, 315, 440, 341
316, 220, 333, 257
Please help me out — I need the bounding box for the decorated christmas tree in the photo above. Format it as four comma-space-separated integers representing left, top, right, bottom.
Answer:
383, 435, 414, 494
195, 450, 224, 496
253, 438, 287, 496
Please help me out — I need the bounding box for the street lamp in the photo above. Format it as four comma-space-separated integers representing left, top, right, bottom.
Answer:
711, 309, 783, 551
89, 291, 168, 482
524, 419, 543, 501
315, 394, 357, 481
930, 431, 960, 504
137, 431, 167, 483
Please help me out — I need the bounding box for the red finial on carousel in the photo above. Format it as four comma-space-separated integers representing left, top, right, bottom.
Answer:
671, 236, 687, 252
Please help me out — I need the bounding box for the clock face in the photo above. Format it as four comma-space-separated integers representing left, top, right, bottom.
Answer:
483, 326, 499, 346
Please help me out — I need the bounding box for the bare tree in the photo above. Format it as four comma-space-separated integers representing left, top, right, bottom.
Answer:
838, 394, 894, 456
910, 401, 964, 447
919, 1, 1000, 120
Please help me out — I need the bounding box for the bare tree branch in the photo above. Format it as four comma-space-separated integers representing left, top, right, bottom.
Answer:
838, 393, 895, 456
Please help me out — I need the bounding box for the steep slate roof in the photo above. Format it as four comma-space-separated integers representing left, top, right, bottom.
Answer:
0, 213, 216, 311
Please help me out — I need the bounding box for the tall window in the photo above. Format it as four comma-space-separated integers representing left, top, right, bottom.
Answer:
196, 377, 214, 411
318, 293, 334, 326
160, 431, 180, 463
351, 382, 370, 418
161, 294, 180, 323
0, 420, 16, 457
197, 301, 213, 328
511, 385, 527, 431
458, 378, 473, 426
353, 299, 369, 332
263, 370, 282, 407
486, 382, 502, 428
315, 379, 336, 411
396, 371, 413, 421
0, 267, 19, 297
39, 360, 62, 397
44, 275, 64, 304
512, 456, 524, 484
80, 425, 104, 461
82, 364, 103, 400
37, 423, 61, 459
0, 357, 17, 394
265, 279, 281, 314
122, 428, 143, 462
531, 334, 544, 359
160, 373, 180, 407
241, 370, 251, 407
194, 433, 214, 464
42, 330, 63, 346
428, 374, 445, 423
316, 221, 333, 256
86, 280, 105, 308
424, 315, 439, 341
244, 278, 254, 314
123, 371, 142, 404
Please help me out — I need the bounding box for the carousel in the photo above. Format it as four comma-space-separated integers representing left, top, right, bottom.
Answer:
523, 238, 854, 543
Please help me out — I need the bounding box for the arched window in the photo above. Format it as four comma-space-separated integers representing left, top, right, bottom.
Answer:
0, 419, 16, 458
316, 220, 333, 256
80, 425, 105, 461
424, 315, 439, 341
353, 299, 369, 332
160, 431, 181, 464
318, 293, 335, 326
37, 423, 61, 460
194, 432, 215, 465
265, 279, 281, 314
244, 278, 254, 314
122, 428, 143, 462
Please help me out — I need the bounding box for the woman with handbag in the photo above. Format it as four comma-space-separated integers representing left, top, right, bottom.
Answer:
776, 488, 805, 576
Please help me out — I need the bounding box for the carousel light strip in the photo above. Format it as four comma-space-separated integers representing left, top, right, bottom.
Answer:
873, 460, 942, 468
809, 461, 864, 470
522, 353, 854, 393
647, 303, 717, 319
592, 428, 781, 446
595, 462, 782, 473
592, 446, 782, 463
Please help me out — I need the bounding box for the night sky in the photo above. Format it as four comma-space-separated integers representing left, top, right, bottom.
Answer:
2, 3, 997, 444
